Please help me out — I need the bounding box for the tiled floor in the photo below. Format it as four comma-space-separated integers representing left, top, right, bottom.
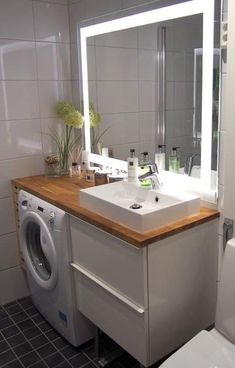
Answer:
0, 297, 163, 368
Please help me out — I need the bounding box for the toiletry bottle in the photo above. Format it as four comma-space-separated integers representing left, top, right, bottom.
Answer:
169, 147, 180, 173
155, 145, 166, 170
127, 149, 138, 182
140, 152, 150, 175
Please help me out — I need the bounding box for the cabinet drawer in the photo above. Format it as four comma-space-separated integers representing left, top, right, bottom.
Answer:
73, 265, 148, 365
69, 216, 146, 306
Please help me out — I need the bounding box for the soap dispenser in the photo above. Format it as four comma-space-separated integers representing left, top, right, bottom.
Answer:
169, 147, 180, 173
127, 149, 138, 182
155, 145, 166, 171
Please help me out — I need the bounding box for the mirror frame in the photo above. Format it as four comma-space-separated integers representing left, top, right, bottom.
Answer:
80, 0, 215, 190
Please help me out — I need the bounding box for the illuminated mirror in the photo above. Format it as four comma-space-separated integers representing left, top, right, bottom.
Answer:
80, 0, 216, 190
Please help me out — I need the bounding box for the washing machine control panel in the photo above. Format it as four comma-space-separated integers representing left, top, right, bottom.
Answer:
19, 190, 66, 230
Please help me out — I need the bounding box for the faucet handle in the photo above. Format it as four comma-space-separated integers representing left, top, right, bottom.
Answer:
149, 163, 159, 174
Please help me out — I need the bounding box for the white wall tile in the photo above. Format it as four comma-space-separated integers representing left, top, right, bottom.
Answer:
33, 1, 70, 43
0, 120, 42, 160
97, 81, 138, 114
100, 113, 139, 146
71, 43, 80, 81
111, 142, 140, 161
39, 0, 68, 4
68, 2, 87, 43
138, 49, 158, 81
83, 0, 122, 19
96, 46, 137, 81
0, 0, 34, 41
41, 117, 65, 154
72, 80, 81, 106
0, 197, 16, 236
138, 23, 158, 50
0, 266, 29, 305
36, 42, 71, 81
0, 156, 44, 199
94, 28, 138, 49
139, 81, 158, 112
0, 233, 19, 271
87, 45, 97, 81
139, 112, 156, 142
0, 41, 37, 81
0, 81, 40, 120
38, 81, 72, 118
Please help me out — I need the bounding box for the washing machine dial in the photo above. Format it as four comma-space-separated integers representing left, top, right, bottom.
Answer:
49, 211, 56, 224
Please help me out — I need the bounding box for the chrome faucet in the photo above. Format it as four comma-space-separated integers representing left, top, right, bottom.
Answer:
184, 154, 200, 176
138, 163, 162, 189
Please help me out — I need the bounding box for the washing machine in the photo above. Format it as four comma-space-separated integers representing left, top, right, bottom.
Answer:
18, 190, 94, 346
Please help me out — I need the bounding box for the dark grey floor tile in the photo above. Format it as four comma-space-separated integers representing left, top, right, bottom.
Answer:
17, 319, 35, 331
4, 359, 24, 368
53, 337, 70, 351
25, 307, 38, 317
54, 362, 72, 368
60, 345, 81, 359
2, 325, 20, 338
0, 340, 9, 354
36, 343, 56, 358
23, 326, 41, 340
0, 349, 16, 366
0, 309, 8, 320
29, 361, 48, 368
5, 305, 23, 316
7, 333, 27, 348
11, 312, 28, 323
83, 345, 96, 360
39, 321, 52, 333
46, 329, 61, 341
0, 317, 14, 329
81, 364, 97, 368
4, 301, 18, 308
44, 352, 66, 368
20, 351, 40, 367
13, 341, 33, 357
31, 314, 45, 325
17, 297, 33, 310
30, 335, 49, 349
69, 353, 90, 368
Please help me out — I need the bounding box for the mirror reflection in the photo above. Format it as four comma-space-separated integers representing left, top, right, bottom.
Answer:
86, 13, 218, 178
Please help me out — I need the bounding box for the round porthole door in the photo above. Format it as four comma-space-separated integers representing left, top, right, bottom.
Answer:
20, 211, 58, 290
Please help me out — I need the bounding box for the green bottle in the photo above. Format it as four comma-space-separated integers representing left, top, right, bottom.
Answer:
169, 147, 180, 173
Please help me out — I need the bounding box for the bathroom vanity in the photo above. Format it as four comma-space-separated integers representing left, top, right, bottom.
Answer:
12, 175, 219, 367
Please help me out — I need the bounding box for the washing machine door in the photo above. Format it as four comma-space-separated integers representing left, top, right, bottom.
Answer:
20, 211, 58, 290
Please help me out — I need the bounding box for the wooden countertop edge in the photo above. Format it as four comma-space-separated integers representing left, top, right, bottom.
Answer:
12, 176, 220, 248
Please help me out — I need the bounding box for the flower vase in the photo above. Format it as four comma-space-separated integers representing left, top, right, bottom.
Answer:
60, 150, 70, 175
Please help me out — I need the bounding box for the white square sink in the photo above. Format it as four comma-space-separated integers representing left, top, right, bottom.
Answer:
80, 181, 200, 233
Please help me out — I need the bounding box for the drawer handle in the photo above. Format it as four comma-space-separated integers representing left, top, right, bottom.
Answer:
71, 263, 145, 314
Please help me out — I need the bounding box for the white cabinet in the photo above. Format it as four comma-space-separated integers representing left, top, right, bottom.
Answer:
69, 215, 218, 367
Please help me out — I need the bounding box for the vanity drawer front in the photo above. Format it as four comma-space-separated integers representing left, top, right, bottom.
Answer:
73, 266, 148, 365
70, 216, 146, 306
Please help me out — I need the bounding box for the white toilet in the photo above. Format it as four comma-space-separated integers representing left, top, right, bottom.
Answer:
160, 238, 235, 368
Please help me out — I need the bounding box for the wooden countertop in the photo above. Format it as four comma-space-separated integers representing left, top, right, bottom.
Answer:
12, 175, 219, 248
